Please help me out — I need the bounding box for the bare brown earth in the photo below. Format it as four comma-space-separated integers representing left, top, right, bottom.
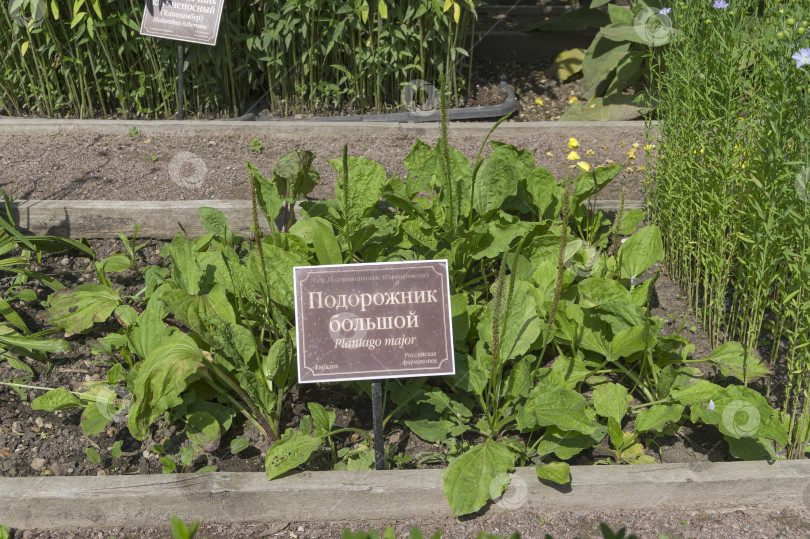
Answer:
0, 243, 722, 482
0, 126, 650, 203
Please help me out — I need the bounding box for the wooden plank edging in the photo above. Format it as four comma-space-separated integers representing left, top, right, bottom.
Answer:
0, 461, 808, 529
0, 119, 652, 137
9, 199, 643, 240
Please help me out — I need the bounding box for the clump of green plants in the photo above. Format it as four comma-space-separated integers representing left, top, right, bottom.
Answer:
644, 0, 810, 457
0, 0, 477, 119
531, 0, 672, 120
0, 191, 95, 383
250, 138, 263, 154
21, 119, 784, 515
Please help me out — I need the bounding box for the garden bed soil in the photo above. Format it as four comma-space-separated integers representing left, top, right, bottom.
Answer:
0, 125, 650, 203
0, 235, 736, 484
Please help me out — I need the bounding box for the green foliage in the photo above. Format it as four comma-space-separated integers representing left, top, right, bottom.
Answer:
250, 138, 263, 154
41, 284, 121, 336
171, 516, 200, 539
532, 1, 668, 120
0, 0, 477, 118
85, 447, 101, 465
10, 102, 790, 519
644, 0, 810, 457
0, 191, 79, 378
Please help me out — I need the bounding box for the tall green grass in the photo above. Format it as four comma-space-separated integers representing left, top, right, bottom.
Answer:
645, 0, 810, 457
0, 0, 476, 118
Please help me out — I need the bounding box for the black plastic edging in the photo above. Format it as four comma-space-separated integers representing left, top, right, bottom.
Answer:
230, 82, 517, 123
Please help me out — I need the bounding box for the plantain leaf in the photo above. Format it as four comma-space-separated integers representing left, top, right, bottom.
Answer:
592, 382, 632, 424
41, 284, 120, 337
635, 404, 685, 433
31, 388, 82, 411
331, 156, 387, 233
536, 461, 571, 485
265, 428, 324, 480
186, 411, 221, 452
199, 207, 228, 237
248, 162, 283, 228
441, 440, 515, 516
473, 145, 521, 217
617, 225, 664, 280
702, 341, 772, 383
521, 383, 595, 434
127, 333, 205, 441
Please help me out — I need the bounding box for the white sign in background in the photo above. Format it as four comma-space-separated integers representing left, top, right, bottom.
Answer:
139, 0, 225, 46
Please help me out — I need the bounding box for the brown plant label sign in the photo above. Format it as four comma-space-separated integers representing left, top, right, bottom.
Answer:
294, 260, 455, 383
139, 0, 225, 46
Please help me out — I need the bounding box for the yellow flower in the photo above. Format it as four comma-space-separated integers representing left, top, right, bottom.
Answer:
637, 166, 646, 171
632, 142, 640, 149
546, 151, 554, 158
589, 104, 596, 109
644, 144, 656, 151
606, 159, 616, 165
577, 161, 591, 172
567, 96, 579, 104
620, 141, 627, 147
626, 167, 634, 173
568, 138, 579, 149
601, 145, 608, 150
567, 151, 581, 160
586, 149, 595, 156
535, 97, 544, 106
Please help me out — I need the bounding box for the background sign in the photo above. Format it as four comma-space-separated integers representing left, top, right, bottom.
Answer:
294, 260, 455, 383
140, 0, 225, 46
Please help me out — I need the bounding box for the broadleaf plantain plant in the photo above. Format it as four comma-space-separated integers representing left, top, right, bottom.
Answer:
21, 118, 786, 511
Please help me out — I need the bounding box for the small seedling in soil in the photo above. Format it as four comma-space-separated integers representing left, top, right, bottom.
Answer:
86, 447, 101, 465
250, 137, 263, 153
128, 126, 139, 138
171, 516, 200, 539
230, 438, 249, 454
111, 440, 123, 459
152, 155, 158, 163
117, 224, 147, 272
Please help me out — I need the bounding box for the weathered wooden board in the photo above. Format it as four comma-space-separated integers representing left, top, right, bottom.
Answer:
0, 461, 808, 529
7, 199, 643, 239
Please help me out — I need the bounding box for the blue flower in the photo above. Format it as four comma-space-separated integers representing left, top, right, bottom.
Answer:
792, 48, 810, 68
660, 7, 672, 15
713, 0, 729, 8
631, 275, 636, 285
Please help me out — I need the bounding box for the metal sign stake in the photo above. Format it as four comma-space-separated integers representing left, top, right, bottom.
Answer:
371, 380, 384, 470
177, 44, 184, 120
